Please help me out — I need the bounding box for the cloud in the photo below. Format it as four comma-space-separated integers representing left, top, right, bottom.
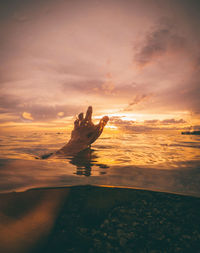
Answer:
110, 117, 154, 132
22, 112, 33, 121
161, 118, 186, 125
62, 72, 116, 97
20, 104, 81, 122
110, 116, 187, 132
129, 94, 149, 106
62, 77, 153, 107
0, 94, 82, 123
145, 119, 186, 125
144, 119, 159, 124
134, 18, 186, 67
0, 1, 199, 125
101, 72, 115, 95
155, 70, 200, 115
0, 94, 22, 113
193, 125, 200, 131
62, 79, 103, 95
124, 94, 153, 111
57, 112, 64, 117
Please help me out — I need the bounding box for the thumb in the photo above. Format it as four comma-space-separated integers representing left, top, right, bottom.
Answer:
98, 116, 109, 131
99, 116, 109, 126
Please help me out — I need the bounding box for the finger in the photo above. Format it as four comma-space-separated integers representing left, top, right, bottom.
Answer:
88, 116, 109, 144
98, 116, 109, 130
74, 119, 79, 129
96, 116, 109, 134
85, 106, 92, 122
78, 112, 84, 121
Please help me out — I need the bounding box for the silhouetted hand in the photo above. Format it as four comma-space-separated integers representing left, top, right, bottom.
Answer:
57, 106, 109, 155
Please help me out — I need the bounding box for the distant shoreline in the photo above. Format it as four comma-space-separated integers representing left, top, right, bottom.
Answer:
181, 130, 200, 135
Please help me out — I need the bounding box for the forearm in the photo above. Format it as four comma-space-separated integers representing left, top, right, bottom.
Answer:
56, 140, 89, 155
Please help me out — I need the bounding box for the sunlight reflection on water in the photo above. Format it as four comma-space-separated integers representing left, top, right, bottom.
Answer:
0, 130, 200, 196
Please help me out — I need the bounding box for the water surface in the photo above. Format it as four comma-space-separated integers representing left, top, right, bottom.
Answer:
0, 129, 200, 196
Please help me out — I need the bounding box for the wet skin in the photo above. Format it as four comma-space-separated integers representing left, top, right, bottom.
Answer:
56, 106, 109, 155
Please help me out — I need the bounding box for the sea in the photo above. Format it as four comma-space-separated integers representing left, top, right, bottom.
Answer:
0, 129, 200, 196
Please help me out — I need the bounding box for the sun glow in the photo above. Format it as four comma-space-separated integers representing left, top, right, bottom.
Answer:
106, 125, 118, 129
94, 113, 137, 122
96, 110, 192, 123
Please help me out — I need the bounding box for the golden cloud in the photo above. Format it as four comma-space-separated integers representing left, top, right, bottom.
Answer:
57, 112, 64, 117
22, 112, 34, 121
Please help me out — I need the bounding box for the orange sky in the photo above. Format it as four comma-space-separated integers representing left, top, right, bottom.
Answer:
0, 0, 200, 131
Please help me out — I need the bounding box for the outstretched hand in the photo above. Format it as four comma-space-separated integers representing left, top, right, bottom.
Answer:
58, 106, 109, 155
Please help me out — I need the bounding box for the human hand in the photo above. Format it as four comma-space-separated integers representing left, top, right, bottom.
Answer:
58, 106, 109, 155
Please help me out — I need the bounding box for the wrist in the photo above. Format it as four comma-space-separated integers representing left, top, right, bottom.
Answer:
58, 140, 89, 155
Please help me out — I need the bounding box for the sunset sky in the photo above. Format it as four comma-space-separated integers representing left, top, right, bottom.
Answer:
0, 0, 200, 131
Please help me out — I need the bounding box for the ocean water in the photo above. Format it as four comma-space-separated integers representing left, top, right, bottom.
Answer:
0, 129, 200, 196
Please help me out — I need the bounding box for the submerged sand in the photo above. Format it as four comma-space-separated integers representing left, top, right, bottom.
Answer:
0, 186, 200, 253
